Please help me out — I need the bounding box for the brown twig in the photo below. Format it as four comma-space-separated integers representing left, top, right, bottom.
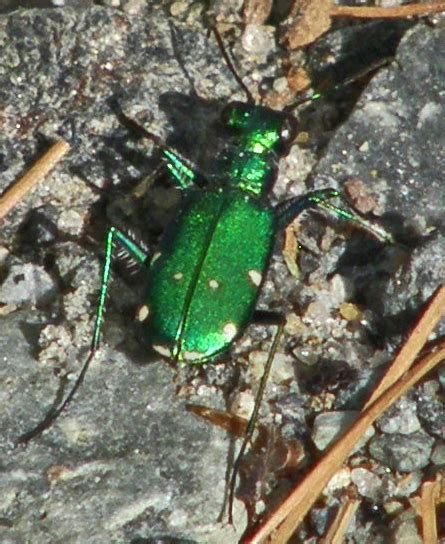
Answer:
330, 2, 445, 18
420, 474, 442, 543
0, 139, 70, 221
322, 497, 360, 544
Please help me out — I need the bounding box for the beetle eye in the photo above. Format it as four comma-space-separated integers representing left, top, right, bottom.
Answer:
221, 102, 250, 129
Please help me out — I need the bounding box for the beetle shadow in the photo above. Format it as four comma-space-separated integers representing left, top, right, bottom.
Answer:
331, 209, 425, 348
157, 91, 233, 182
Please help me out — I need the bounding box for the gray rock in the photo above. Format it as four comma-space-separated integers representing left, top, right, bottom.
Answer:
351, 467, 382, 500
312, 411, 374, 451
416, 381, 445, 440
393, 471, 422, 498
369, 431, 434, 472
431, 443, 445, 466
391, 516, 422, 544
0, 262, 57, 306
314, 24, 445, 342
0, 6, 244, 544
377, 398, 421, 435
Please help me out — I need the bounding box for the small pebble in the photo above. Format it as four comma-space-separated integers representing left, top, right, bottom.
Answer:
325, 468, 351, 494
351, 467, 382, 499
312, 411, 374, 451
57, 209, 84, 236
241, 24, 275, 56
392, 517, 422, 544
170, 1, 187, 16
431, 443, 445, 465
0, 262, 56, 306
122, 0, 145, 15
377, 398, 421, 435
248, 350, 294, 384
230, 390, 255, 420
369, 431, 434, 472
393, 472, 421, 497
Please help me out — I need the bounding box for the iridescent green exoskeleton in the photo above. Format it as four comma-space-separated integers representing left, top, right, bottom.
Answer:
144, 104, 296, 363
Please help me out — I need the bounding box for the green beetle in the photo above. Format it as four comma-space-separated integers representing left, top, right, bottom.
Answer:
143, 103, 297, 363
17, 99, 388, 448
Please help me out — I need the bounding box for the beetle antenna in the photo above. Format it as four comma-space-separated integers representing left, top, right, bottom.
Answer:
284, 56, 395, 114
211, 25, 255, 104
167, 19, 201, 98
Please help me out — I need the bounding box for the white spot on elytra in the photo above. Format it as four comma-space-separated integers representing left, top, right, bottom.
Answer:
223, 322, 237, 341
136, 305, 149, 322
248, 269, 262, 287
183, 351, 203, 362
173, 272, 183, 281
151, 252, 161, 264
208, 279, 219, 290
153, 345, 171, 358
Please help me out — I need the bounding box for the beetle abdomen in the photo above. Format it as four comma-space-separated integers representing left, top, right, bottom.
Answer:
143, 189, 275, 364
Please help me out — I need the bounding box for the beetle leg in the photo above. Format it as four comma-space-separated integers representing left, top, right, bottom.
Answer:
275, 188, 341, 229
92, 227, 149, 350
16, 227, 150, 446
311, 197, 394, 243
275, 188, 393, 243
114, 106, 207, 190
228, 313, 285, 525
162, 148, 202, 190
